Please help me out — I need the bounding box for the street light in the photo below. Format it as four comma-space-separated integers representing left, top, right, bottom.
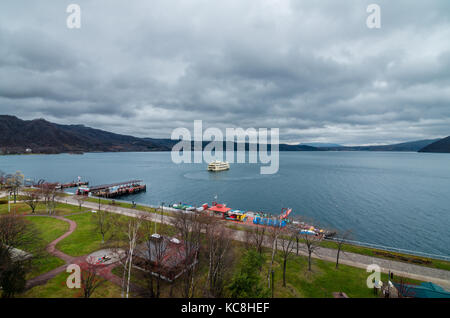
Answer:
160, 202, 165, 231
8, 191, 11, 213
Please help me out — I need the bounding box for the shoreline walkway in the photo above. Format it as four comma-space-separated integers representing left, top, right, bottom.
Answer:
58, 195, 450, 290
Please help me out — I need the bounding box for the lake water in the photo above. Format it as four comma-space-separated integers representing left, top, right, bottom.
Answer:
1, 151, 449, 257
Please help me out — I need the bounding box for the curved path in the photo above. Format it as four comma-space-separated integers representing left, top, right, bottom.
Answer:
26, 215, 80, 289
45, 216, 78, 263
25, 214, 143, 295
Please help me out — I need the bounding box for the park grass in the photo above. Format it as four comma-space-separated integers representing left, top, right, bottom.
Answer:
25, 216, 69, 245
0, 195, 29, 201
56, 210, 176, 257
0, 201, 88, 216
0, 202, 32, 215
266, 251, 423, 298
33, 202, 89, 216
56, 212, 105, 256
23, 216, 69, 279
27, 255, 66, 279
20, 271, 122, 298
112, 244, 424, 298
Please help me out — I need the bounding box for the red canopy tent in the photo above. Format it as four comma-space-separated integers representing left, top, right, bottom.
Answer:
208, 203, 231, 215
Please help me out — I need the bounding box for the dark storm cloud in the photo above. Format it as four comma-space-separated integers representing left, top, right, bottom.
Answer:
0, 0, 449, 144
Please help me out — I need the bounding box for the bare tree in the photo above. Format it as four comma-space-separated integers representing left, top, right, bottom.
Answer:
39, 183, 60, 215
79, 258, 107, 298
139, 219, 168, 298
0, 214, 40, 254
244, 224, 266, 255
204, 216, 233, 297
23, 190, 41, 214
332, 229, 352, 269
75, 195, 86, 210
300, 232, 322, 271
0, 214, 42, 298
118, 217, 142, 298
170, 211, 202, 298
266, 218, 282, 289
0, 170, 6, 190
5, 172, 24, 203
278, 226, 296, 287
93, 209, 114, 244
394, 278, 416, 298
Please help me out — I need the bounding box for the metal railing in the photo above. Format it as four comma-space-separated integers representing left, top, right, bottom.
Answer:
325, 237, 450, 261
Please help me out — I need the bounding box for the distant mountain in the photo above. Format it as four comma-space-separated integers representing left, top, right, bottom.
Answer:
418, 136, 450, 153
322, 139, 440, 152
300, 142, 343, 148
0, 115, 321, 154
142, 139, 321, 152
1, 115, 445, 155
0, 115, 170, 154
278, 144, 321, 151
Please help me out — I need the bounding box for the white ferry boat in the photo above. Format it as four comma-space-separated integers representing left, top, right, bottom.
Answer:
207, 160, 230, 172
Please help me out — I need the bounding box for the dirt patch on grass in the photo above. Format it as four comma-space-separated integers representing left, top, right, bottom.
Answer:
374, 251, 432, 265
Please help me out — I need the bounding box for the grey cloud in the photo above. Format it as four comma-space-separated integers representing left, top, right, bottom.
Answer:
0, 0, 449, 145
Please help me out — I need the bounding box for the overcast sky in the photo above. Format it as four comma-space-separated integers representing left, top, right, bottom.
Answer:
1, 1, 450, 145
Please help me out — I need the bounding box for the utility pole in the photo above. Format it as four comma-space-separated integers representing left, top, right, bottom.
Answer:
8, 191, 11, 213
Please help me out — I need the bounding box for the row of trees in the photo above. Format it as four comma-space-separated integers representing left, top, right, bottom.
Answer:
244, 218, 352, 290
92, 208, 236, 298
19, 184, 66, 215
0, 214, 43, 298
1, 189, 353, 298
93, 204, 353, 298
1, 170, 76, 215
0, 171, 24, 204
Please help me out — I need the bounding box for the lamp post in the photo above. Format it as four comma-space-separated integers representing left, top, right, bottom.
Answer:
8, 191, 11, 213
160, 202, 165, 231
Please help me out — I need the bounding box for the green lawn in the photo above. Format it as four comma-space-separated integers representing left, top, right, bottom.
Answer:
112, 244, 423, 298
0, 201, 88, 216
24, 216, 69, 279
259, 248, 423, 298
56, 212, 105, 256
0, 195, 30, 201
25, 216, 69, 245
20, 271, 122, 298
0, 202, 32, 215
56, 211, 176, 257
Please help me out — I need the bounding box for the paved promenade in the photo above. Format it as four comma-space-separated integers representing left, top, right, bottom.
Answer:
58, 195, 450, 290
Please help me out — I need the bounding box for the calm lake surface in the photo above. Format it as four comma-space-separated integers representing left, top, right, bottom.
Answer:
1, 151, 449, 257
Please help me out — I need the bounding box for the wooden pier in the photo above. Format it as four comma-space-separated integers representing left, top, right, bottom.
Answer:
76, 180, 146, 198
57, 181, 89, 189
